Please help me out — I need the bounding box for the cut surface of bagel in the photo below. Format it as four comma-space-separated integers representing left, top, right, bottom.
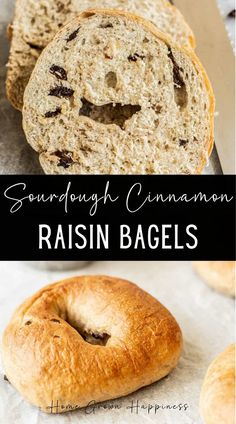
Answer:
2, 275, 183, 413
200, 344, 235, 424
22, 9, 214, 175
7, 0, 195, 111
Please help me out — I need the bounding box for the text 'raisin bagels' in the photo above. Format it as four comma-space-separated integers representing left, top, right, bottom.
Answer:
7, 0, 195, 110
2, 275, 183, 413
22, 9, 215, 175
200, 345, 235, 424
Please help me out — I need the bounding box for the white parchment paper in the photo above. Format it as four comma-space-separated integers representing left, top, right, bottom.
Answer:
0, 261, 234, 424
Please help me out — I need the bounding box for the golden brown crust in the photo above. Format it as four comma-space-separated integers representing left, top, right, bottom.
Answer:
2, 275, 183, 413
193, 261, 235, 297
160, 0, 196, 48
200, 345, 235, 424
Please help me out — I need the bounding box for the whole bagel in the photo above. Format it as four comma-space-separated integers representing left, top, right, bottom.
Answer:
200, 345, 235, 424
193, 261, 235, 297
2, 275, 182, 413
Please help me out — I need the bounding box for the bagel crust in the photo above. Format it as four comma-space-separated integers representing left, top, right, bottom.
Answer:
200, 345, 235, 424
193, 261, 235, 297
2, 276, 183, 413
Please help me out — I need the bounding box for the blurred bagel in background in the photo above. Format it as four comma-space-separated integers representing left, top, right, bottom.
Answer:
193, 261, 235, 297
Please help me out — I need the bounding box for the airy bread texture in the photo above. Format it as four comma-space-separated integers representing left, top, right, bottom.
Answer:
2, 275, 183, 413
193, 261, 235, 297
7, 0, 195, 111
22, 9, 214, 175
200, 345, 235, 424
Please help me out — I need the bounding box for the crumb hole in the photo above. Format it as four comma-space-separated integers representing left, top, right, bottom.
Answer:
105, 71, 117, 89
179, 139, 189, 147
79, 98, 141, 129
50, 319, 61, 324
174, 86, 188, 108
154, 105, 162, 113
168, 48, 188, 109
25, 321, 32, 326
99, 22, 113, 29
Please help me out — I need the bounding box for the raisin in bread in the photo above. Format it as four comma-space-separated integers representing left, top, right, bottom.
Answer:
22, 9, 214, 175
7, 0, 195, 110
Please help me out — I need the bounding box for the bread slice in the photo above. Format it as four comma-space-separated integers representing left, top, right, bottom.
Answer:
7, 0, 195, 111
22, 9, 214, 175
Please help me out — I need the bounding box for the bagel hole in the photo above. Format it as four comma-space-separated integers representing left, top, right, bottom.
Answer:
79, 97, 141, 129
67, 320, 110, 346
80, 330, 110, 346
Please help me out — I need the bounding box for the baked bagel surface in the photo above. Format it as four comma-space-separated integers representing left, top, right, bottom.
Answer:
200, 344, 235, 424
193, 261, 235, 297
2, 275, 183, 413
